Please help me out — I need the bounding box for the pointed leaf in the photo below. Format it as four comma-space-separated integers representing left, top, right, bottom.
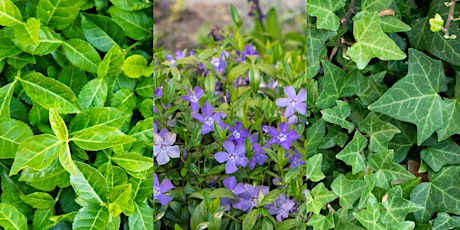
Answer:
15, 26, 63, 55
33, 208, 54, 230
68, 107, 130, 134
368, 150, 415, 190
306, 0, 347, 31
19, 192, 55, 210
111, 152, 153, 172
358, 112, 400, 152
108, 184, 134, 216
57, 66, 88, 95
128, 117, 153, 144
307, 153, 325, 182
13, 18, 40, 47
336, 132, 368, 174
77, 77, 108, 109
97, 45, 124, 78
437, 99, 460, 141
353, 196, 386, 230
381, 186, 423, 225
36, 0, 79, 30
19, 161, 70, 192
361, 0, 392, 11
379, 16, 411, 32
307, 213, 335, 230
0, 0, 22, 27
109, 0, 152, 11
62, 39, 101, 73
73, 204, 109, 230
128, 202, 153, 230
70, 161, 108, 204
0, 118, 33, 159
306, 26, 335, 78
59, 142, 76, 175
49, 108, 68, 141
104, 165, 128, 190
242, 209, 258, 230
81, 13, 125, 52
110, 88, 137, 112
71, 125, 136, 151
320, 100, 354, 133
0, 203, 28, 230
431, 212, 460, 230
306, 182, 337, 214
106, 6, 152, 40
331, 174, 366, 209
421, 139, 460, 172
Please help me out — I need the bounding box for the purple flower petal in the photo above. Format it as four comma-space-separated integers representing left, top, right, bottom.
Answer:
157, 194, 172, 206
222, 140, 236, 153
223, 176, 237, 190
194, 86, 204, 97
276, 98, 290, 107
192, 113, 204, 122
295, 102, 307, 115
202, 102, 213, 116
156, 152, 170, 165
166, 146, 180, 158
284, 86, 296, 99
225, 160, 238, 174
286, 130, 300, 141
279, 123, 289, 134
235, 142, 246, 156
163, 132, 177, 146
215, 151, 229, 163
296, 89, 307, 102
160, 179, 174, 192
284, 106, 295, 118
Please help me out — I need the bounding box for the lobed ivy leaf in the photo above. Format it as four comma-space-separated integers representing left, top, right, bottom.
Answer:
356, 71, 387, 106
421, 139, 460, 172
0, 118, 33, 159
306, 118, 325, 157
81, 13, 125, 52
106, 6, 152, 40
70, 161, 108, 205
71, 125, 136, 151
307, 153, 325, 182
307, 213, 335, 230
358, 112, 400, 152
306, 182, 337, 214
437, 99, 460, 141
62, 39, 101, 73
333, 208, 366, 230
379, 16, 411, 33
381, 186, 423, 226
320, 100, 355, 133
0, 0, 22, 27
331, 174, 366, 209
0, 203, 28, 230
128, 201, 154, 230
368, 150, 415, 190
306, 0, 347, 31
77, 77, 108, 109
73, 204, 109, 230
353, 195, 387, 230
361, 0, 392, 12
111, 152, 153, 172
431, 212, 460, 230
306, 25, 335, 78
336, 131, 368, 174
36, 0, 80, 30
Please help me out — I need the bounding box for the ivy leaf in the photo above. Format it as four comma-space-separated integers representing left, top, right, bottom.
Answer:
0, 118, 33, 159
379, 16, 411, 33
81, 13, 125, 52
71, 125, 136, 151
333, 208, 366, 230
388, 120, 417, 163
306, 182, 337, 214
0, 203, 28, 230
19, 72, 81, 114
353, 195, 386, 230
13, 18, 40, 46
62, 39, 101, 73
0, 0, 22, 27
358, 174, 377, 209
431, 212, 460, 230
307, 153, 325, 182
320, 100, 355, 133
356, 71, 387, 106
306, 0, 347, 31
421, 139, 460, 172
49, 108, 68, 142
331, 174, 366, 209
19, 192, 55, 210
111, 152, 153, 172
36, 0, 80, 30
306, 25, 335, 78
307, 213, 335, 230
347, 11, 406, 69
97, 45, 124, 78
70, 161, 108, 204
73, 204, 109, 230
106, 6, 152, 40
358, 112, 400, 152
410, 165, 460, 223
128, 201, 153, 230
68, 107, 130, 134
381, 186, 424, 225
306, 118, 326, 157
361, 0, 392, 12
77, 77, 108, 109
336, 132, 368, 174
437, 99, 460, 141
122, 54, 148, 78
368, 49, 446, 145
368, 150, 415, 190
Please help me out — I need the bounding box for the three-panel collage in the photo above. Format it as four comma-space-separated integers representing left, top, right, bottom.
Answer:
0, 0, 459, 229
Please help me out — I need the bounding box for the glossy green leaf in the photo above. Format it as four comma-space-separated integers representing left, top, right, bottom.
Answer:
70, 161, 108, 204
0, 0, 22, 27
6, 53, 36, 69
109, 0, 152, 11
122, 54, 148, 78
135, 76, 153, 98
368, 150, 415, 190
81, 13, 125, 52
59, 142, 77, 175
19, 192, 55, 209
431, 212, 460, 230
306, 118, 325, 157
421, 139, 460, 172
15, 26, 63, 55
321, 100, 354, 133
13, 18, 40, 46
68, 107, 130, 134
106, 6, 152, 40
19, 161, 70, 192
104, 165, 128, 190
0, 203, 28, 230
110, 88, 137, 112
128, 117, 153, 144
381, 186, 423, 225
0, 169, 34, 221
336, 131, 367, 174
33, 208, 54, 230
356, 71, 387, 106
108, 184, 134, 216
9, 134, 63, 176
71, 125, 136, 151
97, 45, 124, 78
331, 174, 366, 209
437, 99, 460, 141
333, 208, 366, 230
77, 77, 108, 109
358, 112, 400, 152
242, 209, 258, 230
307, 153, 325, 182
306, 182, 337, 214
316, 62, 357, 109
49, 108, 68, 141
228, 63, 250, 83
19, 72, 81, 114
0, 118, 33, 159
369, 49, 446, 145
306, 0, 346, 31
73, 204, 109, 230
128, 201, 153, 230
111, 152, 153, 172
130, 169, 153, 201
361, 0, 392, 12
62, 39, 101, 73
0, 29, 22, 58
353, 196, 386, 230
347, 12, 406, 69
57, 66, 88, 95
36, 0, 80, 30
307, 213, 335, 230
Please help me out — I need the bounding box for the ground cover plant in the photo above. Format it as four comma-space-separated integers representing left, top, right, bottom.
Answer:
0, 0, 154, 229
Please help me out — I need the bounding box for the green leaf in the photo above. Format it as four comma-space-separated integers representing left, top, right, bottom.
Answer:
108, 184, 134, 216
437, 99, 460, 141
106, 6, 152, 40
379, 16, 411, 33
19, 72, 81, 114
111, 152, 153, 172
59, 142, 77, 175
0, 203, 28, 230
230, 4, 242, 26
128, 117, 153, 144
15, 26, 64, 56
307, 213, 335, 230
306, 182, 337, 214
19, 192, 55, 209
57, 66, 88, 95
306, 0, 347, 31
81, 13, 125, 52
0, 118, 33, 159
33, 208, 54, 230
110, 88, 137, 112
49, 108, 68, 141
0, 30, 22, 58
381, 186, 423, 225
209, 188, 236, 199
307, 153, 325, 182
73, 204, 109, 230
97, 45, 124, 78
0, 0, 22, 27
330, 174, 366, 209
70, 161, 108, 204
410, 165, 460, 223
242, 209, 258, 230
13, 18, 40, 46
421, 139, 460, 172
77, 77, 108, 109
228, 63, 250, 83
358, 112, 400, 152
9, 134, 63, 176
128, 201, 153, 230
316, 62, 357, 109
431, 212, 460, 230
19, 160, 70, 192
353, 196, 386, 230
306, 118, 326, 157
71, 125, 136, 151
306, 26, 335, 78
361, 0, 392, 12
36, 0, 80, 30
122, 54, 148, 78
356, 71, 387, 106
368, 49, 446, 145
130, 169, 153, 201
109, 0, 152, 11
336, 132, 367, 174
258, 188, 284, 207
368, 150, 415, 190
320, 100, 355, 133
62, 39, 101, 73
68, 107, 130, 134
333, 208, 366, 230
347, 12, 406, 69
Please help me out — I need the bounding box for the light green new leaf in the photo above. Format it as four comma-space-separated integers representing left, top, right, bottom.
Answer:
431, 212, 460, 230
122, 54, 148, 78
71, 125, 136, 151
347, 12, 406, 69
379, 16, 411, 33
336, 132, 367, 174
307, 153, 325, 182
108, 184, 134, 216
128, 117, 153, 144
104, 165, 128, 190
9, 134, 64, 176
316, 62, 357, 109
437, 99, 460, 141
0, 203, 28, 230
130, 169, 153, 201
306, 182, 337, 214
353, 196, 386, 230
68, 107, 130, 134
81, 13, 125, 52
19, 192, 55, 210
320, 100, 354, 133
331, 174, 366, 209
19, 72, 81, 114
361, 0, 392, 12
307, 213, 335, 230
109, 0, 152, 11
358, 112, 400, 152
0, 118, 33, 159
73, 204, 109, 230
13, 18, 40, 46
59, 142, 76, 175
368, 49, 446, 145
306, 0, 346, 31
306, 24, 336, 78
110, 88, 137, 112
112, 152, 153, 172
97, 45, 124, 78
128, 202, 153, 230
0, 0, 22, 27
106, 6, 152, 40
36, 0, 80, 30
368, 150, 415, 190
15, 26, 63, 56
381, 186, 423, 225
70, 161, 108, 204
49, 108, 68, 142
421, 139, 460, 172
62, 39, 101, 73
0, 82, 16, 118
19, 161, 70, 192
411, 165, 460, 223
77, 77, 108, 109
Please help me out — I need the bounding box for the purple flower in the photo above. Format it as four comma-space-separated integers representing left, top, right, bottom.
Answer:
221, 176, 247, 210
154, 128, 180, 165
154, 173, 173, 205
288, 149, 305, 168
276, 86, 307, 118
268, 122, 300, 150
165, 50, 186, 66
236, 44, 259, 63
154, 86, 163, 97
266, 194, 295, 222
192, 102, 227, 135
235, 184, 269, 212
215, 140, 248, 174
228, 122, 250, 144
248, 133, 267, 170
261, 125, 272, 134
211, 51, 228, 75
181, 86, 204, 112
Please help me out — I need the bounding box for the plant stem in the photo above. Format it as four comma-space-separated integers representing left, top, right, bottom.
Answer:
443, 0, 457, 38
